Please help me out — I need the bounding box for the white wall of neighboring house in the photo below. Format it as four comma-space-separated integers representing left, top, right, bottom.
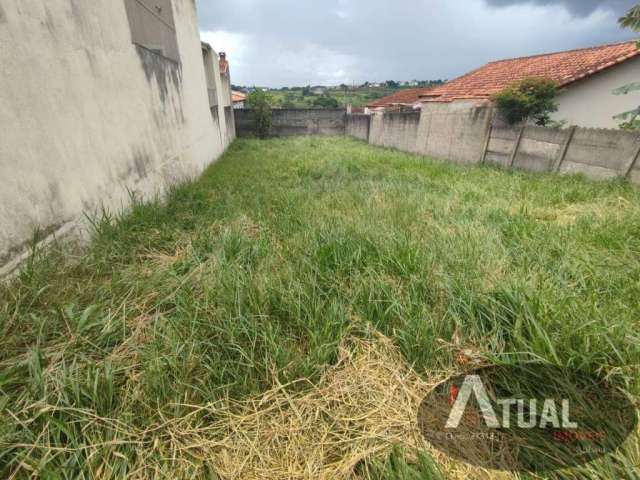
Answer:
553, 55, 640, 129
0, 0, 234, 277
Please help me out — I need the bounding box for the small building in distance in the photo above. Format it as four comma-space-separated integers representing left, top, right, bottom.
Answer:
232, 91, 248, 109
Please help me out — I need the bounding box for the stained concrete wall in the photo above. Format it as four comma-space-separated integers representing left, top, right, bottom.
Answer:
235, 109, 346, 137
346, 114, 370, 141
560, 128, 639, 180
346, 104, 640, 184
344, 104, 492, 164
0, 0, 234, 277
512, 126, 568, 173
417, 102, 492, 165
369, 112, 421, 154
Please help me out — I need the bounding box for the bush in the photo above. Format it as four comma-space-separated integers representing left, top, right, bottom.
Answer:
492, 78, 558, 126
312, 95, 340, 109
246, 90, 272, 138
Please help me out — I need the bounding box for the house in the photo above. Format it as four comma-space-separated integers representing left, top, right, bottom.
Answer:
365, 88, 433, 113
232, 91, 248, 109
311, 86, 328, 95
423, 40, 640, 129
0, 0, 235, 276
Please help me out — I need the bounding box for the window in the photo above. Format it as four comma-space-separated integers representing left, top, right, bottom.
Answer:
124, 0, 179, 62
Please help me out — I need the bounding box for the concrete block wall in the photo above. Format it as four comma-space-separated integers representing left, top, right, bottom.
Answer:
235, 109, 346, 137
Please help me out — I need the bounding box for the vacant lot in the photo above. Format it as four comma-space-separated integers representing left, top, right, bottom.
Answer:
1, 137, 639, 479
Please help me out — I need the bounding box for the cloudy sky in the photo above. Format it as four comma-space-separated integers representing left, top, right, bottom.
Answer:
198, 0, 638, 87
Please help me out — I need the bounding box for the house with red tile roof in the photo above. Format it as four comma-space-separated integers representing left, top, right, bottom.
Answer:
423, 40, 640, 129
232, 91, 247, 109
366, 88, 433, 113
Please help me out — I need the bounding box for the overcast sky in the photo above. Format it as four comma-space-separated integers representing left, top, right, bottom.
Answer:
197, 0, 638, 87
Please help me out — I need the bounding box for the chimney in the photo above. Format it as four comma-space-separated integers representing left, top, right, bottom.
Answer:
219, 52, 229, 75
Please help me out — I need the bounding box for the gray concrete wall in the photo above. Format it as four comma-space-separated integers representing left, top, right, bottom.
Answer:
345, 104, 640, 184
369, 112, 421, 154
512, 126, 568, 173
235, 109, 346, 137
485, 126, 521, 168
346, 114, 370, 141
560, 128, 639, 180
417, 102, 493, 165
0, 0, 234, 277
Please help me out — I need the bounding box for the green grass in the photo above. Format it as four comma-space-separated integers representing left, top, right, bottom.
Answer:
1, 136, 639, 478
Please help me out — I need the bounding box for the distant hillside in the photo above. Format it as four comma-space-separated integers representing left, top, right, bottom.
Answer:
234, 82, 445, 109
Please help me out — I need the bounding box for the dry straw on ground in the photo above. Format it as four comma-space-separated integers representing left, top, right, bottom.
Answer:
156, 333, 513, 480
7, 333, 516, 480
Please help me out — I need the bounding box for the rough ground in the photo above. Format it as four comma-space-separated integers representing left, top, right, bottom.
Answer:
1, 137, 639, 479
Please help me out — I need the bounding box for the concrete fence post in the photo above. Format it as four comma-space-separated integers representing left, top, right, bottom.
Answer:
480, 106, 494, 164
624, 138, 640, 178
553, 126, 577, 173
509, 125, 526, 168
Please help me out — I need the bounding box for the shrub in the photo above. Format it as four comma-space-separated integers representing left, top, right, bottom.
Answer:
246, 90, 272, 138
492, 77, 558, 126
312, 95, 340, 109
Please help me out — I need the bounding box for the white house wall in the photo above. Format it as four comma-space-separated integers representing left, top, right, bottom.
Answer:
0, 0, 233, 276
553, 55, 640, 129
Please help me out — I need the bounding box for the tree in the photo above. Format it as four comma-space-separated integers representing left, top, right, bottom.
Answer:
246, 90, 272, 138
619, 4, 640, 31
281, 92, 298, 109
492, 77, 558, 126
614, 4, 640, 129
312, 95, 340, 109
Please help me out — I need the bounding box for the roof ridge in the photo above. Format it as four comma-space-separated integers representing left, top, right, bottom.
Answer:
487, 39, 639, 64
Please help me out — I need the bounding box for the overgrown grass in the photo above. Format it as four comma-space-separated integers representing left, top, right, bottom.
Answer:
1, 137, 639, 478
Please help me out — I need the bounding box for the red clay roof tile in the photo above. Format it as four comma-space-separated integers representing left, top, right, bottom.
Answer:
425, 40, 640, 103
232, 91, 246, 102
367, 88, 434, 108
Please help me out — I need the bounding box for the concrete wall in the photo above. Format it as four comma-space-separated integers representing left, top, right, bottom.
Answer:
346, 114, 370, 141
235, 109, 346, 137
0, 0, 234, 277
553, 56, 640, 130
346, 105, 640, 184
560, 128, 639, 180
369, 112, 421, 154
345, 103, 493, 165
417, 102, 492, 164
124, 0, 179, 61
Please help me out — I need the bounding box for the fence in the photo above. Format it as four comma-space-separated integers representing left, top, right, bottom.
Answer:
345, 106, 640, 183
235, 109, 346, 137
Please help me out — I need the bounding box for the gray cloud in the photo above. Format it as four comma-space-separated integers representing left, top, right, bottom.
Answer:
484, 0, 636, 16
196, 0, 637, 87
